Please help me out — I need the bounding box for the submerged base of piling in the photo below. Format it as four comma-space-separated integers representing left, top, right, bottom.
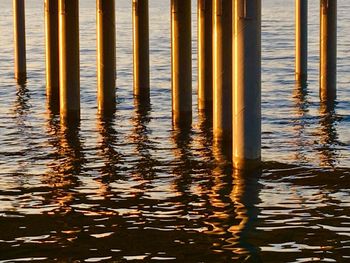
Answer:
15, 72, 27, 84
233, 157, 262, 171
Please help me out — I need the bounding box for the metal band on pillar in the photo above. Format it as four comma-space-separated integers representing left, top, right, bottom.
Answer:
59, 0, 80, 123
97, 0, 116, 115
171, 0, 192, 127
233, 0, 261, 169
13, 0, 27, 84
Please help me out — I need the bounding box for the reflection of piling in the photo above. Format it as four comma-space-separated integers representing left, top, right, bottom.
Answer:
97, 0, 116, 115
213, 0, 233, 143
171, 0, 192, 127
59, 119, 83, 177
13, 0, 27, 84
98, 115, 120, 178
45, 0, 59, 109
198, 0, 213, 112
295, 0, 308, 84
318, 101, 337, 167
230, 169, 261, 258
320, 0, 337, 102
59, 0, 80, 123
233, 0, 261, 170
133, 0, 150, 100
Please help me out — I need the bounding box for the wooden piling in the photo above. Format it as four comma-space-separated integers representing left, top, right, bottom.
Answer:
198, 0, 213, 112
295, 0, 308, 84
133, 0, 150, 100
13, 0, 27, 84
59, 0, 80, 123
213, 0, 233, 143
320, 0, 337, 102
233, 0, 261, 170
45, 0, 59, 109
171, 0, 192, 127
97, 0, 116, 115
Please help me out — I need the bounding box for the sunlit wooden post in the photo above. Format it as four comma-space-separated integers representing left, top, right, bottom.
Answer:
320, 0, 337, 102
59, 0, 80, 123
171, 0, 192, 127
97, 0, 116, 115
233, 0, 261, 169
213, 0, 233, 143
133, 0, 150, 100
295, 0, 308, 84
45, 0, 59, 109
13, 0, 26, 84
198, 0, 213, 112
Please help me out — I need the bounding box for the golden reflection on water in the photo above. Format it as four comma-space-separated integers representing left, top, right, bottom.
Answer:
205, 161, 262, 261
213, 139, 232, 164
44, 107, 83, 215
95, 114, 117, 199
197, 109, 232, 164
206, 165, 232, 236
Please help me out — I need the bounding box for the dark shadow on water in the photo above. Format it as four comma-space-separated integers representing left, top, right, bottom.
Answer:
318, 99, 340, 168
292, 83, 341, 168
59, 120, 84, 176
292, 82, 310, 163
171, 122, 194, 195
171, 115, 196, 164
294, 82, 309, 112
196, 110, 216, 190
10, 83, 32, 174
14, 83, 31, 115
46, 93, 60, 115
12, 84, 31, 132
229, 169, 262, 262
97, 111, 123, 182
130, 98, 158, 180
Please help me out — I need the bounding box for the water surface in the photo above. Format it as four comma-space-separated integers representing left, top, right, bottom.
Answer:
0, 0, 349, 262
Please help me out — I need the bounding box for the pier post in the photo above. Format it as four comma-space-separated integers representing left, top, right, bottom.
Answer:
213, 0, 233, 143
320, 0, 337, 102
97, 0, 116, 115
171, 0, 192, 127
45, 0, 59, 110
13, 0, 26, 84
133, 0, 150, 101
59, 0, 80, 123
198, 0, 213, 112
233, 0, 261, 169
295, 0, 308, 84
